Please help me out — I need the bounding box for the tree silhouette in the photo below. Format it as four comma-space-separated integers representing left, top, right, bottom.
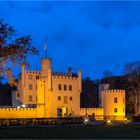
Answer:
0, 18, 38, 85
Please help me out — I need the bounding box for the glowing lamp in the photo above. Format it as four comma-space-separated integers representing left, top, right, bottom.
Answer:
17, 106, 20, 109
21, 104, 26, 108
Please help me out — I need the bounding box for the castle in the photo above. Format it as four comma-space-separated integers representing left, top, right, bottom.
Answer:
0, 57, 125, 120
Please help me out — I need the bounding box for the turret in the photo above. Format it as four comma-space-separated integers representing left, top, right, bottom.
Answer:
99, 83, 110, 107
78, 70, 82, 93
68, 67, 72, 76
41, 58, 52, 78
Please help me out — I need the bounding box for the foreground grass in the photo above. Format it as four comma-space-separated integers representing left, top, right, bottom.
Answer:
0, 124, 140, 139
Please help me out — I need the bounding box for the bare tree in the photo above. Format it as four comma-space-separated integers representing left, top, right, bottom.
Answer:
124, 61, 140, 115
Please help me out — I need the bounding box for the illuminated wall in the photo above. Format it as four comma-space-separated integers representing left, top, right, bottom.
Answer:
80, 108, 104, 120
102, 89, 125, 120
2, 58, 126, 120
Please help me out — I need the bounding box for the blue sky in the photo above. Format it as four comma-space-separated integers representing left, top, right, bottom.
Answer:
1, 1, 140, 80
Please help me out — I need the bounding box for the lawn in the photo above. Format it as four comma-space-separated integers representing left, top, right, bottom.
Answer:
0, 124, 140, 139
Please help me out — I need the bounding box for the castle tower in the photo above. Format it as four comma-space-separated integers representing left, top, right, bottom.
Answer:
41, 58, 52, 78
102, 89, 125, 120
78, 70, 82, 93
99, 83, 110, 107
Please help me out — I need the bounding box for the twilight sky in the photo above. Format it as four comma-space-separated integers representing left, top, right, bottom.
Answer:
1, 1, 140, 80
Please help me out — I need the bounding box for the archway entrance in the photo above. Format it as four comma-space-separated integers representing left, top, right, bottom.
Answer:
57, 107, 68, 117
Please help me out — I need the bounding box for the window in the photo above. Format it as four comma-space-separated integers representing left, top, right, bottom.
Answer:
58, 84, 62, 90
64, 96, 68, 104
29, 75, 32, 80
69, 85, 72, 91
58, 96, 61, 101
114, 108, 117, 113
36, 76, 39, 80
29, 84, 33, 90
29, 95, 32, 102
17, 93, 19, 97
123, 98, 124, 103
36, 84, 37, 90
114, 97, 117, 103
64, 85, 67, 91
70, 96, 72, 101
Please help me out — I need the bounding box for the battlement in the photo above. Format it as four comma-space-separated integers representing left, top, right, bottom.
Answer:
52, 73, 78, 80
41, 58, 52, 61
0, 108, 36, 111
80, 108, 103, 111
103, 89, 125, 93
25, 70, 40, 74
0, 107, 37, 118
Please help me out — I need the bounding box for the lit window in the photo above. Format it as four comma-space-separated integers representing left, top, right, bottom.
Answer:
114, 98, 117, 103
29, 84, 33, 90
69, 85, 72, 91
29, 75, 32, 80
58, 84, 62, 90
64, 96, 68, 104
64, 85, 67, 91
58, 96, 61, 101
114, 108, 117, 113
70, 96, 72, 101
29, 95, 32, 102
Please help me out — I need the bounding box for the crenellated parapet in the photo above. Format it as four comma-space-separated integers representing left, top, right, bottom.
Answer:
80, 107, 104, 120
80, 108, 103, 111
103, 89, 125, 94
0, 108, 36, 111
0, 108, 37, 118
52, 75, 78, 80
25, 70, 40, 74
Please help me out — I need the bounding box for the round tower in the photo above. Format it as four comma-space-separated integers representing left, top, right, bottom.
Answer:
41, 58, 52, 78
102, 89, 125, 120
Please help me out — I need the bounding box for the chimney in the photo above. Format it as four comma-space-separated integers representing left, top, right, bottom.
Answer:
68, 67, 72, 76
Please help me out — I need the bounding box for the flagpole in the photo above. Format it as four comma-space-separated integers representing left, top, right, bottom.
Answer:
44, 36, 48, 58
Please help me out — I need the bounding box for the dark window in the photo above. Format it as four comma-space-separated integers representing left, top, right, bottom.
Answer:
64, 85, 67, 91
17, 93, 19, 97
114, 97, 117, 103
58, 96, 61, 101
69, 85, 72, 91
36, 76, 39, 79
70, 96, 72, 101
114, 108, 117, 113
58, 84, 62, 90
29, 84, 33, 90
29, 95, 32, 102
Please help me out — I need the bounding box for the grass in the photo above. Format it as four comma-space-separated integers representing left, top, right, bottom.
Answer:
0, 124, 140, 139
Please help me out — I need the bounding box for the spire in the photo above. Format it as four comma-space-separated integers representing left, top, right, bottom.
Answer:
44, 36, 48, 58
